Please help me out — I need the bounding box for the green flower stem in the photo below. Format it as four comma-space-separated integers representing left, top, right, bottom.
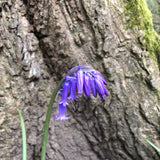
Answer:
41, 78, 65, 160
17, 109, 27, 160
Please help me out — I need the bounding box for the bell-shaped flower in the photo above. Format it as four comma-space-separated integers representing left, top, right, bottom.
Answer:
95, 76, 105, 100
68, 77, 78, 101
90, 76, 97, 97
77, 69, 84, 94
59, 81, 70, 106
54, 103, 70, 121
83, 73, 91, 98
92, 71, 108, 85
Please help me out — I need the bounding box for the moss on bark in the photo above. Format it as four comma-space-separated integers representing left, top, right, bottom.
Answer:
122, 0, 160, 67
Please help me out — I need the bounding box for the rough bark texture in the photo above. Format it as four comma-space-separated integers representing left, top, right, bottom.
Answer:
0, 0, 160, 160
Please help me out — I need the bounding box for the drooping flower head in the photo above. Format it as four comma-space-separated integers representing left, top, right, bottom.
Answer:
54, 65, 109, 121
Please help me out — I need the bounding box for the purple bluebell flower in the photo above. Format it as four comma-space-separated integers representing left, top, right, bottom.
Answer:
94, 72, 108, 86
90, 76, 97, 97
54, 65, 109, 121
95, 77, 105, 100
54, 103, 70, 121
59, 81, 70, 106
77, 69, 84, 95
83, 73, 91, 98
68, 77, 78, 101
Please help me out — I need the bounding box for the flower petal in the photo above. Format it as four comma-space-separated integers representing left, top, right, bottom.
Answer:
77, 69, 84, 94
95, 77, 105, 100
92, 71, 108, 85
84, 73, 91, 98
96, 74, 109, 96
54, 103, 70, 121
59, 81, 70, 106
90, 76, 97, 97
68, 78, 79, 101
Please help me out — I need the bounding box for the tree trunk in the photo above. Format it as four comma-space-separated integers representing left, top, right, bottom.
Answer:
0, 0, 160, 160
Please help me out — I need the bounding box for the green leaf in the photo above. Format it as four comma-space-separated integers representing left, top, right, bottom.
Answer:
17, 109, 27, 160
145, 139, 160, 152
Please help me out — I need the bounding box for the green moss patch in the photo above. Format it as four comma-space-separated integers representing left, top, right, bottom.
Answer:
123, 0, 160, 67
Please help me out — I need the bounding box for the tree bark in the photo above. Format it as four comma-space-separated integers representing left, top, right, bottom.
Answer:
0, 0, 160, 160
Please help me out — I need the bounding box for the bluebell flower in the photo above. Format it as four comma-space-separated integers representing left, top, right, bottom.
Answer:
83, 73, 91, 98
95, 76, 105, 100
77, 69, 84, 95
59, 81, 70, 106
54, 103, 71, 121
54, 65, 109, 121
67, 77, 78, 101
94, 72, 108, 86
90, 76, 97, 97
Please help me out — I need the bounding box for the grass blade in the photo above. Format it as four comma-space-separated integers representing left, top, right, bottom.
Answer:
17, 109, 27, 160
145, 139, 160, 152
